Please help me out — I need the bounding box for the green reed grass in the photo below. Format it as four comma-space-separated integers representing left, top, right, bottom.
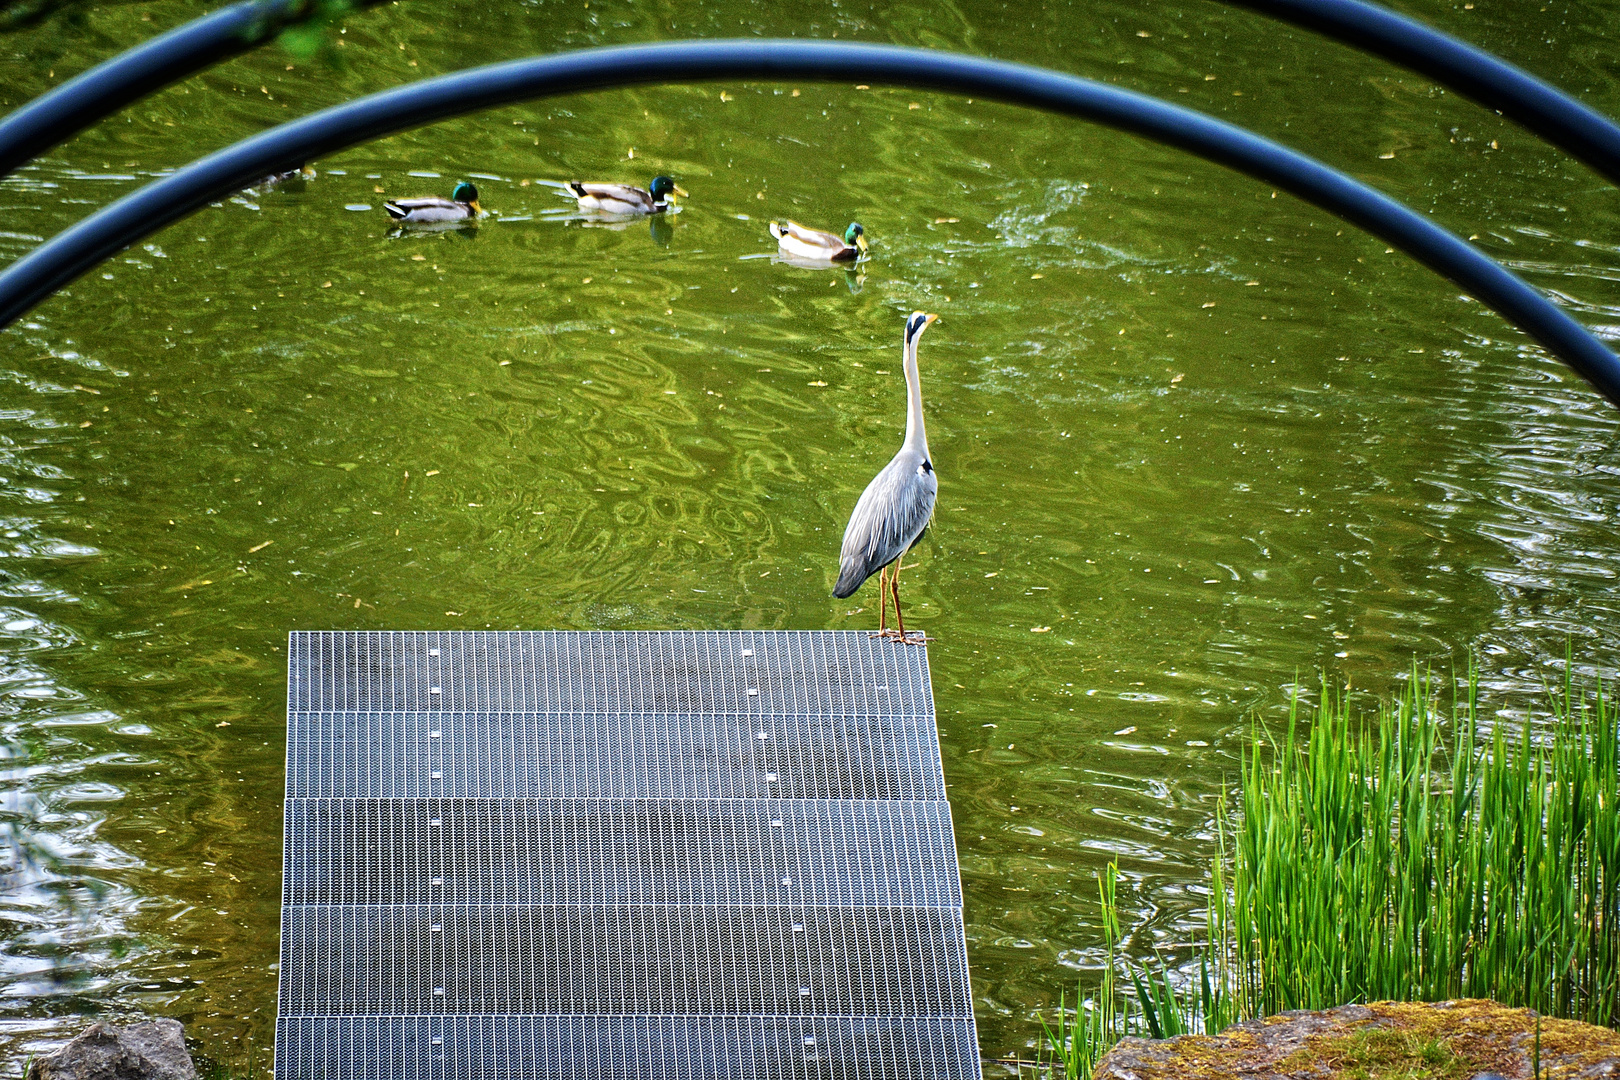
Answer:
1230, 664, 1618, 1024
1035, 663, 1620, 1075
1033, 862, 1236, 1078
1034, 866, 1122, 1079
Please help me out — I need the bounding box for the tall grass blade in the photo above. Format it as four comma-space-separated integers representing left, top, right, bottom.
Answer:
1222, 662, 1620, 1025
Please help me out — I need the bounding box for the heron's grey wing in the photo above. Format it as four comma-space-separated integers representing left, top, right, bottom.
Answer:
833, 448, 938, 598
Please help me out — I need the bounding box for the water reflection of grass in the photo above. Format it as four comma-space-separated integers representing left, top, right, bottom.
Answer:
192, 1038, 260, 1080
1031, 664, 1620, 1077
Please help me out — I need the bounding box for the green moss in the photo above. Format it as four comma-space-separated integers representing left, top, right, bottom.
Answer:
1086, 1000, 1620, 1079
1326, 1028, 1469, 1080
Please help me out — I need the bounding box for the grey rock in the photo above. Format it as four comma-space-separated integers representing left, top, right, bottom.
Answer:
26, 1019, 196, 1080
1092, 999, 1620, 1079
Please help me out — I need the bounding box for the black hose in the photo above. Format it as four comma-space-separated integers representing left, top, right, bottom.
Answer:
0, 0, 384, 180
0, 40, 1615, 406
1221, 0, 1620, 186
4, 0, 1619, 197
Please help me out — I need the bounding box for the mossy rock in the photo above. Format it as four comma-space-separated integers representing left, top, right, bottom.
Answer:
1091, 999, 1620, 1079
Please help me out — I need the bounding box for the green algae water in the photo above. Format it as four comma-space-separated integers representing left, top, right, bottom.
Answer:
2, 0, 1620, 1069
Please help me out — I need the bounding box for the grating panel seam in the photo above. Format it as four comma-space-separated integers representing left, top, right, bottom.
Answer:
280, 794, 965, 908
283, 711, 947, 800
273, 1015, 980, 1080
287, 631, 935, 715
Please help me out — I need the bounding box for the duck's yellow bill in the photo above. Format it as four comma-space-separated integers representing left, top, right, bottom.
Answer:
673, 185, 690, 198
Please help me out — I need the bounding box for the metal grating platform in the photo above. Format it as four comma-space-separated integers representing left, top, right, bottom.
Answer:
275, 631, 979, 1079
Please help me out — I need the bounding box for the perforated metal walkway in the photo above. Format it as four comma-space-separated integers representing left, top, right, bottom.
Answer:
275, 631, 979, 1079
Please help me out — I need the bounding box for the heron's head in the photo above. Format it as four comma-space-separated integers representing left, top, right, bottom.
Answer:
452, 182, 481, 211
845, 222, 868, 254
905, 311, 939, 347
650, 176, 689, 202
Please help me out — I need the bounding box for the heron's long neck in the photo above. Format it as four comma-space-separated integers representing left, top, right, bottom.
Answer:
903, 337, 928, 457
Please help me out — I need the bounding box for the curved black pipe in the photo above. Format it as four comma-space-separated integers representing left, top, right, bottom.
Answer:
0, 0, 383, 180
0, 40, 1616, 407
1221, 0, 1620, 186
4, 0, 1619, 200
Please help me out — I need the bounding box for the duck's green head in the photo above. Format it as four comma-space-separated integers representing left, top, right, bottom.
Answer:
649, 175, 688, 202
452, 181, 480, 210
844, 222, 868, 254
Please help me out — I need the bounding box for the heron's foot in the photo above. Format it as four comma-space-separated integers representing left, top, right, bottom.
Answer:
870, 629, 931, 645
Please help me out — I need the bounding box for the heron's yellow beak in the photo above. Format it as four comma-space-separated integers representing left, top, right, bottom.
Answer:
924, 313, 939, 327
673, 185, 690, 199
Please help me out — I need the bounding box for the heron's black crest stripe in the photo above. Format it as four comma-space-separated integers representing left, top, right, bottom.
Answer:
922, 459, 933, 473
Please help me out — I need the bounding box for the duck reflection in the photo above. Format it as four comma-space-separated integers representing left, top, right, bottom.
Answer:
774, 252, 865, 293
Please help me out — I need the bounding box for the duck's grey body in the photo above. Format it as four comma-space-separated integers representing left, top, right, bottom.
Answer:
770, 219, 866, 262
564, 176, 686, 215
385, 182, 480, 223
833, 312, 940, 641
260, 163, 315, 187
384, 198, 473, 223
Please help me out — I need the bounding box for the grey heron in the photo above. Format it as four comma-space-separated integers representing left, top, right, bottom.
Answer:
833, 311, 940, 643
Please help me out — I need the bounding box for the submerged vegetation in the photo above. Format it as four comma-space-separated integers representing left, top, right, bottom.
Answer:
1035, 664, 1620, 1077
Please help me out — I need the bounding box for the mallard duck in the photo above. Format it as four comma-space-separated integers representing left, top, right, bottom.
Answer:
384, 181, 481, 223
564, 176, 686, 215
260, 163, 316, 187
769, 220, 867, 262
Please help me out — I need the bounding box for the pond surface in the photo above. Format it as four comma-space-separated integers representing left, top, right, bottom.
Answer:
2, 0, 1620, 1070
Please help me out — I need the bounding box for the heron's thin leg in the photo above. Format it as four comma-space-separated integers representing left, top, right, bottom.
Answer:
877, 564, 889, 633
891, 559, 907, 641
869, 564, 890, 640
892, 559, 931, 645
